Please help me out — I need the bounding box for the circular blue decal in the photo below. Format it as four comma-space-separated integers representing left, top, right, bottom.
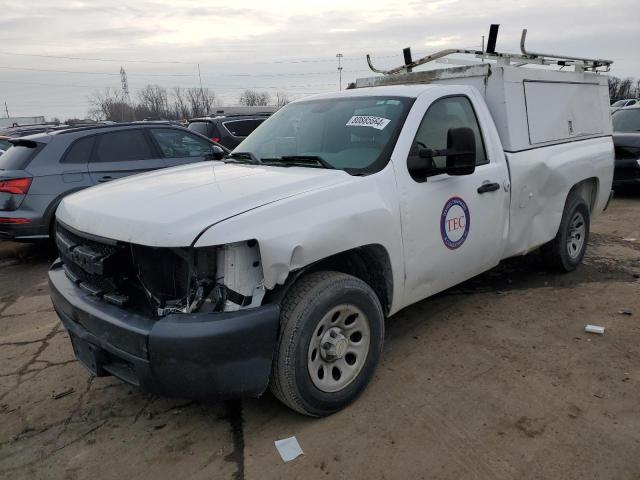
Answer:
440, 197, 470, 250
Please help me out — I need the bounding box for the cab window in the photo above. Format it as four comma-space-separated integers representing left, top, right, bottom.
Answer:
150, 128, 213, 158
93, 130, 154, 162
411, 96, 488, 174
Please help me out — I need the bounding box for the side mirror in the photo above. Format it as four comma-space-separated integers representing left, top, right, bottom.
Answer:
445, 127, 476, 176
207, 145, 226, 161
407, 127, 476, 180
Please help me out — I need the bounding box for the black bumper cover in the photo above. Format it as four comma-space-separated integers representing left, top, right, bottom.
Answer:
48, 262, 280, 399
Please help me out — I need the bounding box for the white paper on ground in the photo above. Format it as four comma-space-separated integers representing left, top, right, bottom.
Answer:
275, 436, 304, 462
585, 324, 605, 335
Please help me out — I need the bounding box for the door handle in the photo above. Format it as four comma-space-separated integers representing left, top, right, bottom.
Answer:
477, 182, 501, 194
98, 176, 113, 183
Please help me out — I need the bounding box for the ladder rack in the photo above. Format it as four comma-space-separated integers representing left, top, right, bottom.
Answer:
366, 25, 612, 75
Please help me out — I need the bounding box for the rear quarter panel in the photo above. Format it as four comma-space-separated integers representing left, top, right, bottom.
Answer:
503, 136, 614, 258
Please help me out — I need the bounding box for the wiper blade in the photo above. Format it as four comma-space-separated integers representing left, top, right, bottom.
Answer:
262, 155, 335, 169
225, 151, 262, 164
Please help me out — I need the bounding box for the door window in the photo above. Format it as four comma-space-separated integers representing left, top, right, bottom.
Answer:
150, 128, 213, 158
222, 119, 264, 137
411, 96, 488, 176
63, 136, 95, 163
93, 130, 154, 162
187, 121, 212, 137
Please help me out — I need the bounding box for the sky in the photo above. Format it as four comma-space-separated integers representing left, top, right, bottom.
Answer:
0, 0, 638, 120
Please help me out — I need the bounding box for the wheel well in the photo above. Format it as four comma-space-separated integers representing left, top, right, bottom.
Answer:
265, 245, 394, 315
568, 177, 598, 212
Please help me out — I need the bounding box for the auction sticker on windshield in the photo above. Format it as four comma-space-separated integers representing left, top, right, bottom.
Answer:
440, 197, 470, 250
346, 115, 391, 130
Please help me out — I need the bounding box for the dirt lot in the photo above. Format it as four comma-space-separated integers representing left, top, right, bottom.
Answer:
1, 194, 639, 480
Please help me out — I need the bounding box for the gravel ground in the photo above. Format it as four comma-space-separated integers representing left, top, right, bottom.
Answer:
0, 193, 639, 480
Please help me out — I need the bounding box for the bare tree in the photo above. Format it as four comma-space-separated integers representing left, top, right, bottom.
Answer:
171, 87, 191, 119
88, 84, 219, 121
609, 76, 640, 102
137, 84, 169, 119
275, 92, 290, 107
87, 88, 133, 122
608, 76, 620, 100
239, 89, 270, 106
185, 87, 217, 117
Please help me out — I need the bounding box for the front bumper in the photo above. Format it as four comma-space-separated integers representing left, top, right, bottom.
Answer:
49, 261, 280, 399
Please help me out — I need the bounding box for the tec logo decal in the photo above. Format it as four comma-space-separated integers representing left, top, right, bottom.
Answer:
440, 196, 470, 250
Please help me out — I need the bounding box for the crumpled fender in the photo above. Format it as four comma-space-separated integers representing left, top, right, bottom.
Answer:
194, 164, 406, 314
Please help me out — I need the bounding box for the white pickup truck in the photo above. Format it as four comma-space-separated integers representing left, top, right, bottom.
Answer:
49, 40, 614, 416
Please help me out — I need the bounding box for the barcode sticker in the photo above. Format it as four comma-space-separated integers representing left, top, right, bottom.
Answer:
346, 115, 391, 130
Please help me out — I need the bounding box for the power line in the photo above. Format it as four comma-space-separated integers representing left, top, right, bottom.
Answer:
0, 51, 194, 64
0, 65, 195, 77
0, 49, 415, 67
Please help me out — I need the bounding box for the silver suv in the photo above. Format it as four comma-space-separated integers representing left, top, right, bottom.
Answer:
0, 123, 224, 241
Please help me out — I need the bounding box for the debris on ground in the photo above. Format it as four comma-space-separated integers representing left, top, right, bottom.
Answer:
50, 387, 75, 400
275, 436, 304, 462
585, 325, 605, 335
618, 308, 633, 316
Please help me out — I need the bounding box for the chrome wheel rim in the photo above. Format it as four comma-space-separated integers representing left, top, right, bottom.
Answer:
567, 211, 586, 259
307, 304, 371, 393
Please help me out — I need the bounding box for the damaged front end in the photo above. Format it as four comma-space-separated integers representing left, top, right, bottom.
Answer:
55, 221, 266, 317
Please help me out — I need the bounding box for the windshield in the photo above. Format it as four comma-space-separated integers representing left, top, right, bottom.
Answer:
235, 96, 414, 173
612, 108, 640, 132
611, 100, 626, 107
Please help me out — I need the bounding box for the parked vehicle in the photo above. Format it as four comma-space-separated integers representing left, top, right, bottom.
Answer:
611, 105, 640, 187
49, 31, 614, 416
611, 98, 639, 113
188, 114, 271, 149
0, 136, 11, 153
0, 123, 225, 241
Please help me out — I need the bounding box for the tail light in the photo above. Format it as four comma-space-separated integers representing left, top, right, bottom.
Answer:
0, 177, 32, 195
0, 217, 30, 224
211, 137, 221, 143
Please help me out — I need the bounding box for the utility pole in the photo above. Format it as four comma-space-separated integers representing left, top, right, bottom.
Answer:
336, 53, 344, 90
3, 102, 9, 118
197, 63, 206, 115
481, 35, 485, 63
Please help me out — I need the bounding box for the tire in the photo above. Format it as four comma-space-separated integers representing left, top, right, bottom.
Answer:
270, 271, 385, 417
541, 192, 590, 272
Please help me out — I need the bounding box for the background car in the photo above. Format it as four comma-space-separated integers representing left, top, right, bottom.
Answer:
611, 105, 640, 188
0, 123, 226, 241
611, 98, 639, 113
187, 113, 271, 149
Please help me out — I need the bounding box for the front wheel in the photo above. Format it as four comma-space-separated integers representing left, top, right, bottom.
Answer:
270, 271, 384, 417
541, 192, 590, 272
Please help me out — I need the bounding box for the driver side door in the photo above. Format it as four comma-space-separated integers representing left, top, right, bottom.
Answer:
396, 92, 510, 306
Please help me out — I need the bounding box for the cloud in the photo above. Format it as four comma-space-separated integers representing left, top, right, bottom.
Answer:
0, 0, 637, 118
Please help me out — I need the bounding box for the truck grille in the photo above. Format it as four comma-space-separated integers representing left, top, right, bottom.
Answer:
54, 222, 192, 315
55, 222, 135, 305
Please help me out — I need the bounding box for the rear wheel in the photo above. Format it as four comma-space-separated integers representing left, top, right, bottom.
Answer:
541, 192, 590, 272
270, 271, 384, 417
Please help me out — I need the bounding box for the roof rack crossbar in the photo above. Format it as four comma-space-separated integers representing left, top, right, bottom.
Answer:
519, 29, 612, 68
366, 48, 484, 75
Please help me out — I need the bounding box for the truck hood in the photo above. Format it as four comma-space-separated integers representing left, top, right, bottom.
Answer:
56, 162, 352, 246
